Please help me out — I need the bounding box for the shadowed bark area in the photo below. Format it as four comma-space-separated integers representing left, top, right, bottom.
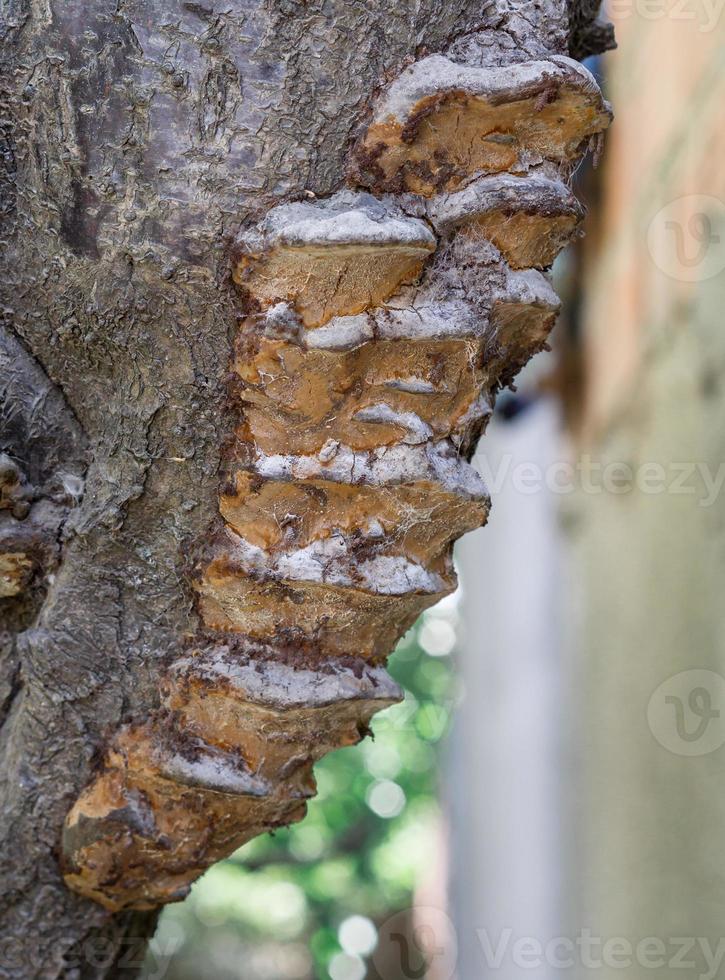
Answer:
567, 0, 617, 60
0, 0, 612, 975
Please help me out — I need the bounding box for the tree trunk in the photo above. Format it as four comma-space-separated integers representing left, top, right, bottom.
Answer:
0, 1, 613, 975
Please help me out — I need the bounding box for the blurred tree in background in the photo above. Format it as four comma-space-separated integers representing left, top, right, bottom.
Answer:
141, 595, 461, 980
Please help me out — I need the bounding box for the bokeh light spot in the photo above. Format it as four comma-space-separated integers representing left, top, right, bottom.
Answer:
338, 915, 378, 956
328, 952, 366, 980
366, 780, 406, 818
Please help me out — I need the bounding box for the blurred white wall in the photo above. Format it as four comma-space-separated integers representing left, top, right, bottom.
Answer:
448, 396, 566, 980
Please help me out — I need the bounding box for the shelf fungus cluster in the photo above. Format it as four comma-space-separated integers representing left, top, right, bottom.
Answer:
62, 52, 611, 910
62, 651, 400, 909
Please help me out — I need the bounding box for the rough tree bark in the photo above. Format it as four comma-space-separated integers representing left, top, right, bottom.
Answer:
0, 1, 613, 976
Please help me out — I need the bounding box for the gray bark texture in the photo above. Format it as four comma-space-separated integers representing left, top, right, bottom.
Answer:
0, 1, 611, 976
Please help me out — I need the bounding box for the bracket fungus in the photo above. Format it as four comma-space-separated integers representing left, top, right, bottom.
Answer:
62, 41, 611, 910
62, 721, 310, 911
62, 654, 400, 910
352, 55, 611, 195
427, 174, 584, 269
233, 191, 436, 327
162, 651, 402, 782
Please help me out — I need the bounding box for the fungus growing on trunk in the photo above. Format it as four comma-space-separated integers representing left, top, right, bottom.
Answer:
196, 525, 455, 659
352, 55, 611, 195
62, 654, 400, 910
62, 722, 310, 911
233, 191, 436, 327
219, 470, 489, 571
427, 174, 584, 269
61, 39, 611, 911
162, 651, 402, 780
